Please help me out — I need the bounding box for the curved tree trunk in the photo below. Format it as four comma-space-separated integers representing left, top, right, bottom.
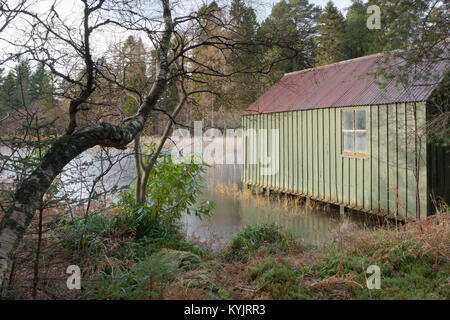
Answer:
0, 0, 174, 285
0, 121, 142, 285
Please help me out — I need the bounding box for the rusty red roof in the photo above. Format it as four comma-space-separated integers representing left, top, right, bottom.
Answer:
245, 51, 449, 114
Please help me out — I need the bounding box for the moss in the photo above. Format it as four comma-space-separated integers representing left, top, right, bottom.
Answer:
152, 249, 201, 271
249, 260, 310, 300
222, 223, 293, 262
304, 232, 450, 300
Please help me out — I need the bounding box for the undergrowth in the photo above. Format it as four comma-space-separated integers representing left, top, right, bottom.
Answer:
222, 223, 294, 262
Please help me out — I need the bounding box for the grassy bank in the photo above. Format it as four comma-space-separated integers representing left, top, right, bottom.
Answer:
170, 214, 449, 300
4, 210, 448, 300
2, 153, 448, 300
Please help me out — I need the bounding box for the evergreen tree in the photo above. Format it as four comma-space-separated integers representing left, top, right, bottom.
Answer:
0, 68, 5, 115
0, 61, 57, 116
115, 36, 149, 116
29, 64, 55, 111
14, 59, 31, 107
314, 1, 347, 66
228, 0, 260, 110
190, 1, 231, 125
0, 70, 21, 113
366, 0, 448, 86
257, 0, 321, 91
366, 0, 447, 53
344, 0, 375, 58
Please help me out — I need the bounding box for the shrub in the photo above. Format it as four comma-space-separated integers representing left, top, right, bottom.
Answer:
86, 252, 178, 300
115, 151, 214, 239
57, 213, 113, 254
223, 223, 292, 262
249, 260, 309, 300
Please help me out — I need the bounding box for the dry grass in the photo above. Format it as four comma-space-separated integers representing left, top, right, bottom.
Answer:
211, 182, 333, 214
2, 201, 449, 300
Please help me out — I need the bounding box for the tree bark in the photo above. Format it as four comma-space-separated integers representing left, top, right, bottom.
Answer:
136, 82, 187, 205
0, 0, 174, 285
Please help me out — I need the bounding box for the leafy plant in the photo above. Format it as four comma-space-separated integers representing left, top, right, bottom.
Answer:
223, 223, 292, 262
115, 151, 214, 239
86, 252, 178, 300
57, 213, 113, 254
249, 260, 309, 300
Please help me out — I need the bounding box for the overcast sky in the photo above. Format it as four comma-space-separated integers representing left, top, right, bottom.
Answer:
255, 0, 354, 19
310, 0, 353, 11
265, 0, 354, 12
1, 0, 358, 71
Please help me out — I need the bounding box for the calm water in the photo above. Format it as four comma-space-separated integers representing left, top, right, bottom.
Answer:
1, 148, 370, 250
181, 164, 370, 251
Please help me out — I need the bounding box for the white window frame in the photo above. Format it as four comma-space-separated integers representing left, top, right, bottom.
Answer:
342, 110, 368, 156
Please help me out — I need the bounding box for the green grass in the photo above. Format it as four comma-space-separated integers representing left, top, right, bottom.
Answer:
302, 231, 450, 300
55, 213, 449, 300
249, 260, 310, 300
222, 223, 293, 262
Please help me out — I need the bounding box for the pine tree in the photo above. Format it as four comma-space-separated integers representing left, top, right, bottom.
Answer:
0, 70, 21, 113
228, 0, 260, 110
190, 1, 231, 126
115, 36, 149, 116
257, 0, 321, 91
14, 59, 31, 108
29, 64, 55, 111
344, 0, 375, 58
314, 1, 347, 66
0, 68, 5, 115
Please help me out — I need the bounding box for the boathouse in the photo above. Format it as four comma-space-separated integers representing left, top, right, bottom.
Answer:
242, 52, 449, 220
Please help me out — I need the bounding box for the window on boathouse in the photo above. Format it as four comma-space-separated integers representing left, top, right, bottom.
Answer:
342, 110, 367, 156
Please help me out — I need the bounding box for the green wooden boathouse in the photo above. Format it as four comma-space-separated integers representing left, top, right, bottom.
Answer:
242, 53, 449, 220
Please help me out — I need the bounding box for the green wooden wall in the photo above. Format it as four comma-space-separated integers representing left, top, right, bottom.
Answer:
242, 102, 429, 220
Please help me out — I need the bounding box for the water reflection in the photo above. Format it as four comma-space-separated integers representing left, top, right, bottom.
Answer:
2, 148, 367, 251
182, 164, 351, 251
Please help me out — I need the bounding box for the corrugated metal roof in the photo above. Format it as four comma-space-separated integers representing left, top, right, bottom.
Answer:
245, 51, 449, 114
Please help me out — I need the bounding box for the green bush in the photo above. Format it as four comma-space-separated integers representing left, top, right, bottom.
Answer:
55, 150, 213, 281
223, 223, 292, 262
131, 232, 208, 260
85, 248, 204, 300
57, 213, 113, 254
249, 261, 309, 300
115, 150, 214, 239
86, 252, 178, 300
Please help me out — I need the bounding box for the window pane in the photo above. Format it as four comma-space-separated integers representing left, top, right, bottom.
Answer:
343, 111, 354, 130
355, 110, 366, 130
355, 131, 367, 153
343, 132, 354, 152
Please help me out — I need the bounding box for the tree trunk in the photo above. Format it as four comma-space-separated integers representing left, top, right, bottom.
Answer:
0, 0, 174, 284
136, 84, 187, 205
0, 121, 144, 284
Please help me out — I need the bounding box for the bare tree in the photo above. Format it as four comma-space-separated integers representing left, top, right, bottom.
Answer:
0, 0, 175, 284
0, 0, 296, 284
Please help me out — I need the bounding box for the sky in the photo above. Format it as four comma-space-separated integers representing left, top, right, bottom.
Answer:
265, 0, 353, 11
310, 0, 353, 11
255, 0, 355, 19
0, 0, 358, 71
